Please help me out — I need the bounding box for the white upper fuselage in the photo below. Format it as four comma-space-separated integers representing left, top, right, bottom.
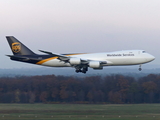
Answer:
40, 50, 155, 67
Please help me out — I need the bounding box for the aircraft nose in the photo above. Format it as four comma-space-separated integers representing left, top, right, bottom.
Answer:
147, 54, 155, 62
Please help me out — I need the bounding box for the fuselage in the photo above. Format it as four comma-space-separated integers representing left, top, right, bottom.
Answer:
33, 50, 155, 67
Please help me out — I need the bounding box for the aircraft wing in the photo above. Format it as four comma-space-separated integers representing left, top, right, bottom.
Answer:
39, 50, 69, 61
39, 50, 109, 73
39, 50, 88, 63
39, 50, 107, 64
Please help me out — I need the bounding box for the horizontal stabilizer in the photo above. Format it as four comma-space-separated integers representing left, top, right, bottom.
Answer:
6, 55, 38, 61
6, 55, 30, 61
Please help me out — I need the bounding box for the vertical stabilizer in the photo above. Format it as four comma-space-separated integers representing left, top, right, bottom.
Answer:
6, 36, 36, 55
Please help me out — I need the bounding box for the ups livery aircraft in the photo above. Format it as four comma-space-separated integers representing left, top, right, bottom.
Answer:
6, 36, 155, 73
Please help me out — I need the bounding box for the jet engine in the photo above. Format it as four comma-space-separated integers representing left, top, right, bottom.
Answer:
89, 61, 103, 69
69, 58, 81, 65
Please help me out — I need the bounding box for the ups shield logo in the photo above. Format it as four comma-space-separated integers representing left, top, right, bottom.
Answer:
12, 42, 21, 53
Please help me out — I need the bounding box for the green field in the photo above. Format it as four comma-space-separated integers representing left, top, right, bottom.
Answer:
0, 104, 159, 120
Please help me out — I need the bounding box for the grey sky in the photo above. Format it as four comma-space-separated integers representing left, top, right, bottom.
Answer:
1, 0, 160, 68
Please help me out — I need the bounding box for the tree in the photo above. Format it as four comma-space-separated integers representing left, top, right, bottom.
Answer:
108, 91, 122, 104
39, 91, 48, 103
14, 89, 21, 103
142, 81, 157, 103
142, 81, 157, 94
29, 91, 36, 103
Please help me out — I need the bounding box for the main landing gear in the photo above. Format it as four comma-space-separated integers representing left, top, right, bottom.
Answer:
75, 66, 88, 74
139, 64, 142, 71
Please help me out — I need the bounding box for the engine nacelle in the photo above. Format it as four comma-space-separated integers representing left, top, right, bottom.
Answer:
89, 61, 103, 69
69, 58, 81, 65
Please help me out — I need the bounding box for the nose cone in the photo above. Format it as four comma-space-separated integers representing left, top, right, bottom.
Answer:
147, 54, 155, 62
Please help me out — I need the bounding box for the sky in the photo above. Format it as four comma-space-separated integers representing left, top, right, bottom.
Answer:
1, 0, 160, 69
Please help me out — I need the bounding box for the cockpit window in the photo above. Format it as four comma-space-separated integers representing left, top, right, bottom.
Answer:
142, 51, 146, 53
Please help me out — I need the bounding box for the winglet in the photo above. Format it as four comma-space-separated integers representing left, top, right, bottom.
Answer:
39, 50, 53, 55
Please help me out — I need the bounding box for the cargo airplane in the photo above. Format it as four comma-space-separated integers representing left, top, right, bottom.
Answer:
6, 36, 155, 73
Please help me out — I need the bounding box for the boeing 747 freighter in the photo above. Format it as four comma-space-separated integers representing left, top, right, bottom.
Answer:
6, 36, 155, 73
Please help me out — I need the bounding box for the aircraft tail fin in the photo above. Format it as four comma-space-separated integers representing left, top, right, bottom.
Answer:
6, 36, 36, 55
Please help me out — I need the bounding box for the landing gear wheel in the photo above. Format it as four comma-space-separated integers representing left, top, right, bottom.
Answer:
75, 66, 88, 74
75, 69, 82, 73
82, 69, 86, 74
139, 64, 142, 71
82, 67, 88, 74
75, 70, 79, 73
139, 68, 142, 71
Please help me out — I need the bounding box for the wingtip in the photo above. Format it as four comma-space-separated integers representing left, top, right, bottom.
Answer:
39, 50, 43, 52
39, 50, 53, 55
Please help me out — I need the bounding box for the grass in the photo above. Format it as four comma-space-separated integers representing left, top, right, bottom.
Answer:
0, 104, 159, 119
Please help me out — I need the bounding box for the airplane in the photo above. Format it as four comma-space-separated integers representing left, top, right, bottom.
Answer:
6, 36, 155, 74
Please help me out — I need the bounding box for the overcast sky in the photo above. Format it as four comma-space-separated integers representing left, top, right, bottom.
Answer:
1, 0, 160, 69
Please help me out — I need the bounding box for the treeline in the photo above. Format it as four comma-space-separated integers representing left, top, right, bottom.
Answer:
0, 74, 160, 104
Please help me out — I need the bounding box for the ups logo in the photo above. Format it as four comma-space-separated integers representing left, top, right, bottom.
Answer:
12, 42, 21, 53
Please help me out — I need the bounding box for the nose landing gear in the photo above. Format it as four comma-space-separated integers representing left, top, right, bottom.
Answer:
139, 64, 142, 71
